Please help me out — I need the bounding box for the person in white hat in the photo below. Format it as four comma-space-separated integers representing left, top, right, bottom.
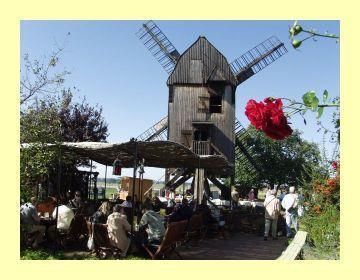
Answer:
263, 189, 281, 240
281, 186, 299, 237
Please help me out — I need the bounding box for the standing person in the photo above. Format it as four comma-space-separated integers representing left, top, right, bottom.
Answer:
281, 186, 299, 238
265, 186, 272, 198
247, 188, 255, 201
278, 189, 286, 202
20, 197, 46, 248
263, 189, 281, 240
107, 204, 131, 257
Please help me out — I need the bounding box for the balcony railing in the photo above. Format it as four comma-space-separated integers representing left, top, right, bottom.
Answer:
192, 140, 211, 155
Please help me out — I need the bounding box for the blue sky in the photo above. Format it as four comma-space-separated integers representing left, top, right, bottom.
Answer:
20, 20, 340, 181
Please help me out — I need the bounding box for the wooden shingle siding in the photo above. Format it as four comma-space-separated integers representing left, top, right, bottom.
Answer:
167, 37, 237, 86
167, 36, 236, 171
168, 85, 235, 164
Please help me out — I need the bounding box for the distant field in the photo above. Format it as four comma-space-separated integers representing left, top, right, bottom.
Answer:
97, 180, 226, 199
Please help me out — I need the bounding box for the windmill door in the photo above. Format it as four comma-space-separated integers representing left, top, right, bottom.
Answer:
192, 124, 212, 155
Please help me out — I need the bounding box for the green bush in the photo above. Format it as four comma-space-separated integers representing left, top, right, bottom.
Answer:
301, 203, 340, 258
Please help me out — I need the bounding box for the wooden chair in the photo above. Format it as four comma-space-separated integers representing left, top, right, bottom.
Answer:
57, 214, 88, 247
185, 214, 206, 244
86, 222, 122, 258
142, 220, 188, 260
20, 224, 41, 249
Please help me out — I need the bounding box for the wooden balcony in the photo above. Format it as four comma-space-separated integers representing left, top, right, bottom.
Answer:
192, 140, 211, 155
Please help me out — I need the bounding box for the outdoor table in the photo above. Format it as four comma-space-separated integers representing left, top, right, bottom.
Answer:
39, 216, 56, 227
239, 200, 263, 208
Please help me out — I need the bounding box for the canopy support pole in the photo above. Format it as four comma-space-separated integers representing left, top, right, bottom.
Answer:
104, 165, 107, 199
53, 145, 62, 255
130, 138, 138, 232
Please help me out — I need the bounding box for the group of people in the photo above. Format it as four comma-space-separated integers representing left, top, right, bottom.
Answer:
20, 190, 85, 249
21, 185, 301, 256
263, 186, 299, 240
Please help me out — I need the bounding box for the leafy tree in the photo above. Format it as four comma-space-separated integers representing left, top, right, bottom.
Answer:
235, 126, 323, 191
20, 42, 109, 201
20, 43, 70, 106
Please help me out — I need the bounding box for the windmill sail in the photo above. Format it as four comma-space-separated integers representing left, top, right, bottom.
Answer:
234, 118, 262, 182
136, 116, 168, 141
230, 36, 287, 85
136, 21, 180, 74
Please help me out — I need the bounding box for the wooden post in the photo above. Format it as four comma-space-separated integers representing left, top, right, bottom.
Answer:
194, 169, 204, 204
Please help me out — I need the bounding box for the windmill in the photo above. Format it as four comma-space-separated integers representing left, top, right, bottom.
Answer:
136, 21, 287, 201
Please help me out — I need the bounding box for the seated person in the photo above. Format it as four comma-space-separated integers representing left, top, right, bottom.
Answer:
138, 203, 165, 246
167, 198, 193, 223
91, 201, 112, 224
120, 195, 133, 208
152, 196, 162, 213
48, 203, 75, 241
121, 196, 133, 224
209, 206, 227, 238
68, 191, 84, 213
107, 204, 131, 257
20, 197, 46, 249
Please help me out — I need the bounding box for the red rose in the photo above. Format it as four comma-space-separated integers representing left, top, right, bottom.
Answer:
331, 161, 338, 170
245, 99, 265, 129
245, 98, 293, 140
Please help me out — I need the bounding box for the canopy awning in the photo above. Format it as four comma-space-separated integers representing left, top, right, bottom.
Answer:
21, 140, 233, 176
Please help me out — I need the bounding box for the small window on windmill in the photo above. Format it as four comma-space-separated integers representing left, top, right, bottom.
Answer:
198, 95, 209, 113
208, 84, 224, 113
209, 94, 222, 113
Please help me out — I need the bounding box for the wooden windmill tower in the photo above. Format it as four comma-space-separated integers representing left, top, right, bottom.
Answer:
136, 21, 287, 201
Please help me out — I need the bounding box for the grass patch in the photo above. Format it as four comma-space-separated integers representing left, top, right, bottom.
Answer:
20, 248, 147, 260
20, 249, 65, 260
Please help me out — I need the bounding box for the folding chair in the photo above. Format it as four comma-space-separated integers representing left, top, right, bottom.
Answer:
185, 214, 206, 245
142, 220, 188, 260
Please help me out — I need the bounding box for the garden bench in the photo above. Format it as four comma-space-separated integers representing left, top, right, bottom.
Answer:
277, 230, 308, 260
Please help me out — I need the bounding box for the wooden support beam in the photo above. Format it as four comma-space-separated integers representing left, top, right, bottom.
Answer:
208, 176, 231, 200
168, 173, 192, 191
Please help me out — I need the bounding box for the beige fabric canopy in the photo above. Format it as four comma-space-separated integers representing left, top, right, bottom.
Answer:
21, 140, 233, 176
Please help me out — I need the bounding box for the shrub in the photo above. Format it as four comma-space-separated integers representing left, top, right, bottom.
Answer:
300, 203, 340, 258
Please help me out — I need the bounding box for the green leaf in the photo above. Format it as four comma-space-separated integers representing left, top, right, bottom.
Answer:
317, 107, 324, 119
323, 90, 329, 103
302, 91, 319, 111
302, 91, 316, 107
310, 96, 319, 111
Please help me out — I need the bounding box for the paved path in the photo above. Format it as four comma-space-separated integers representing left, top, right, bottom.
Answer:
175, 233, 288, 260
61, 233, 288, 260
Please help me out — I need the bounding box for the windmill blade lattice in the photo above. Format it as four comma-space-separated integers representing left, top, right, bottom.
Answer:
136, 116, 168, 141
136, 21, 180, 74
230, 36, 287, 85
234, 118, 262, 182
